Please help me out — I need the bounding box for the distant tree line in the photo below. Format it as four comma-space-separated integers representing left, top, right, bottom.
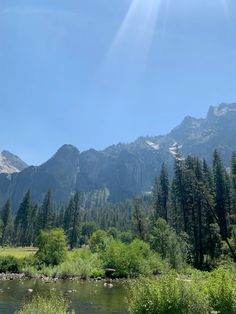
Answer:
0, 189, 134, 250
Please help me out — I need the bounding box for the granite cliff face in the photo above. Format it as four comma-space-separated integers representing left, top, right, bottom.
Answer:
2, 145, 80, 209
0, 151, 28, 174
1, 103, 236, 210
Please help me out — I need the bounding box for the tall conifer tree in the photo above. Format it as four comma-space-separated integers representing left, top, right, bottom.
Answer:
213, 150, 229, 240
14, 190, 34, 246
1, 199, 13, 245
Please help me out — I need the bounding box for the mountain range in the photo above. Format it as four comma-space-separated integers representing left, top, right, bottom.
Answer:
1, 103, 236, 210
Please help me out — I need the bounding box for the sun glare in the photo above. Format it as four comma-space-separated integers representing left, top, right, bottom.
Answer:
107, 0, 162, 67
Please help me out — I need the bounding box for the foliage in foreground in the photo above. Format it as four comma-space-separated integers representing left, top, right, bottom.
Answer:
17, 291, 74, 314
129, 267, 236, 314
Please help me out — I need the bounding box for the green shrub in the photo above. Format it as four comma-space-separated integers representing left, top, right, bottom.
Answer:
206, 267, 236, 313
56, 248, 104, 279
150, 219, 187, 270
0, 255, 22, 273
129, 275, 209, 314
21, 265, 39, 277
22, 247, 104, 279
119, 231, 133, 244
129, 268, 236, 314
16, 291, 74, 314
89, 229, 110, 253
102, 239, 168, 278
35, 229, 67, 266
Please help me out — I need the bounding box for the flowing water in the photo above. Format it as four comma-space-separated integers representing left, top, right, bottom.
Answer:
0, 279, 128, 314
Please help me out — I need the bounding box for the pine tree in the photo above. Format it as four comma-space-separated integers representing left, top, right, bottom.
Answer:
213, 150, 230, 240
63, 192, 81, 249
63, 197, 74, 233
55, 206, 65, 228
184, 156, 206, 268
38, 189, 54, 231
70, 192, 81, 249
230, 152, 236, 224
132, 198, 146, 241
152, 176, 160, 218
0, 199, 14, 245
153, 163, 169, 221
14, 190, 34, 246
172, 154, 188, 232
159, 163, 169, 221
202, 159, 221, 262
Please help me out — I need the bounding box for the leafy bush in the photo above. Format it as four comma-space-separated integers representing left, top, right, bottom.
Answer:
206, 267, 236, 313
119, 231, 133, 244
17, 291, 74, 314
149, 218, 187, 270
129, 276, 209, 314
21, 265, 40, 277
22, 247, 104, 279
56, 248, 104, 279
35, 229, 67, 266
129, 268, 236, 314
0, 255, 22, 273
102, 239, 168, 278
89, 229, 111, 253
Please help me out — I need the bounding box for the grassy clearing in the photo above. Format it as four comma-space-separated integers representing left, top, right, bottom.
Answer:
0, 247, 37, 259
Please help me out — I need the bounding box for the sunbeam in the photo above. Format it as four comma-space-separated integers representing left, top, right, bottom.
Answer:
107, 0, 162, 68
161, 0, 170, 41
219, 0, 230, 18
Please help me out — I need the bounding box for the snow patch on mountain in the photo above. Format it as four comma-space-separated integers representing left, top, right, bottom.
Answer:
214, 106, 236, 117
145, 141, 160, 150
0, 153, 20, 174
169, 142, 184, 160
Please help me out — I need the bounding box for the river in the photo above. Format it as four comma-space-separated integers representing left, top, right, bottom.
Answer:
0, 279, 129, 313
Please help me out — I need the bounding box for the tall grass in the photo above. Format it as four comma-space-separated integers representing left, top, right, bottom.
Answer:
55, 248, 104, 279
16, 292, 74, 314
129, 267, 236, 314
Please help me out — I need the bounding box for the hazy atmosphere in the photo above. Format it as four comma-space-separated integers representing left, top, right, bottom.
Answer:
1, 0, 236, 164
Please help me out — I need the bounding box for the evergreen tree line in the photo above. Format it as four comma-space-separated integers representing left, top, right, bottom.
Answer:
150, 150, 236, 269
0, 190, 134, 249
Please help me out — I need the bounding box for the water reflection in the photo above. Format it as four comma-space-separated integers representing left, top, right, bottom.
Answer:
0, 279, 128, 314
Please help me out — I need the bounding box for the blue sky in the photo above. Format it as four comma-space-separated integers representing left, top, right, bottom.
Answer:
0, 0, 235, 165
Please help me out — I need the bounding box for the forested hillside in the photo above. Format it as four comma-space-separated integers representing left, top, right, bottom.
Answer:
1, 149, 236, 269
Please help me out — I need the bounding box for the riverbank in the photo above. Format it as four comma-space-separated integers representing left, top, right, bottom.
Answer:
0, 272, 128, 284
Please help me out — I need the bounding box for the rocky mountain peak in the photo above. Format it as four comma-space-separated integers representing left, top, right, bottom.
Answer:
207, 103, 236, 120
0, 150, 28, 174
54, 144, 79, 156
42, 144, 80, 172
